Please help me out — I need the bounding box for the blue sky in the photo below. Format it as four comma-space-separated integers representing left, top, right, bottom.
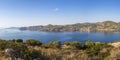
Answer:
0, 0, 120, 28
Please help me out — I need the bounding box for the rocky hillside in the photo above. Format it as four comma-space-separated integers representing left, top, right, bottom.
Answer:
20, 21, 120, 32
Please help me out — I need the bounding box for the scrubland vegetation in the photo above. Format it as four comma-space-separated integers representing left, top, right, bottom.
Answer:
0, 39, 120, 60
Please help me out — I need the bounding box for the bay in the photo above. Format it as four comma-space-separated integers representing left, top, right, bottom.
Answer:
0, 28, 120, 44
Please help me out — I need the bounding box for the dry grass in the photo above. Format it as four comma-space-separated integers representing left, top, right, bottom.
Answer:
26, 42, 120, 60
30, 46, 90, 60
0, 53, 8, 60
106, 48, 120, 60
111, 42, 120, 48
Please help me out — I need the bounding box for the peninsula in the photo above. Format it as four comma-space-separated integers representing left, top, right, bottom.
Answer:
20, 21, 120, 32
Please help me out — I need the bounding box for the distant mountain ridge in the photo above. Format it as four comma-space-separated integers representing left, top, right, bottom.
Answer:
19, 21, 120, 32
6, 27, 19, 29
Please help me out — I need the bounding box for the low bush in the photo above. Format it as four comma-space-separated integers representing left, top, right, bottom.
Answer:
26, 39, 42, 46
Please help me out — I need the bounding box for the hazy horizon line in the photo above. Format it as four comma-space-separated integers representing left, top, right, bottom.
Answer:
0, 20, 119, 28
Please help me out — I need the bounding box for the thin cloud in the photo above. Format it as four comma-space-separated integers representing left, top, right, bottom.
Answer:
53, 8, 59, 12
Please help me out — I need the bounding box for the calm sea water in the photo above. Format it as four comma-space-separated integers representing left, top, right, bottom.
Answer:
0, 28, 120, 44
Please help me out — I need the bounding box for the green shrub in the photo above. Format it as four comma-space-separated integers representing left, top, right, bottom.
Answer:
64, 41, 85, 50
70, 41, 83, 49
16, 39, 23, 43
64, 42, 71, 46
23, 49, 43, 60
26, 39, 42, 46
48, 41, 61, 49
